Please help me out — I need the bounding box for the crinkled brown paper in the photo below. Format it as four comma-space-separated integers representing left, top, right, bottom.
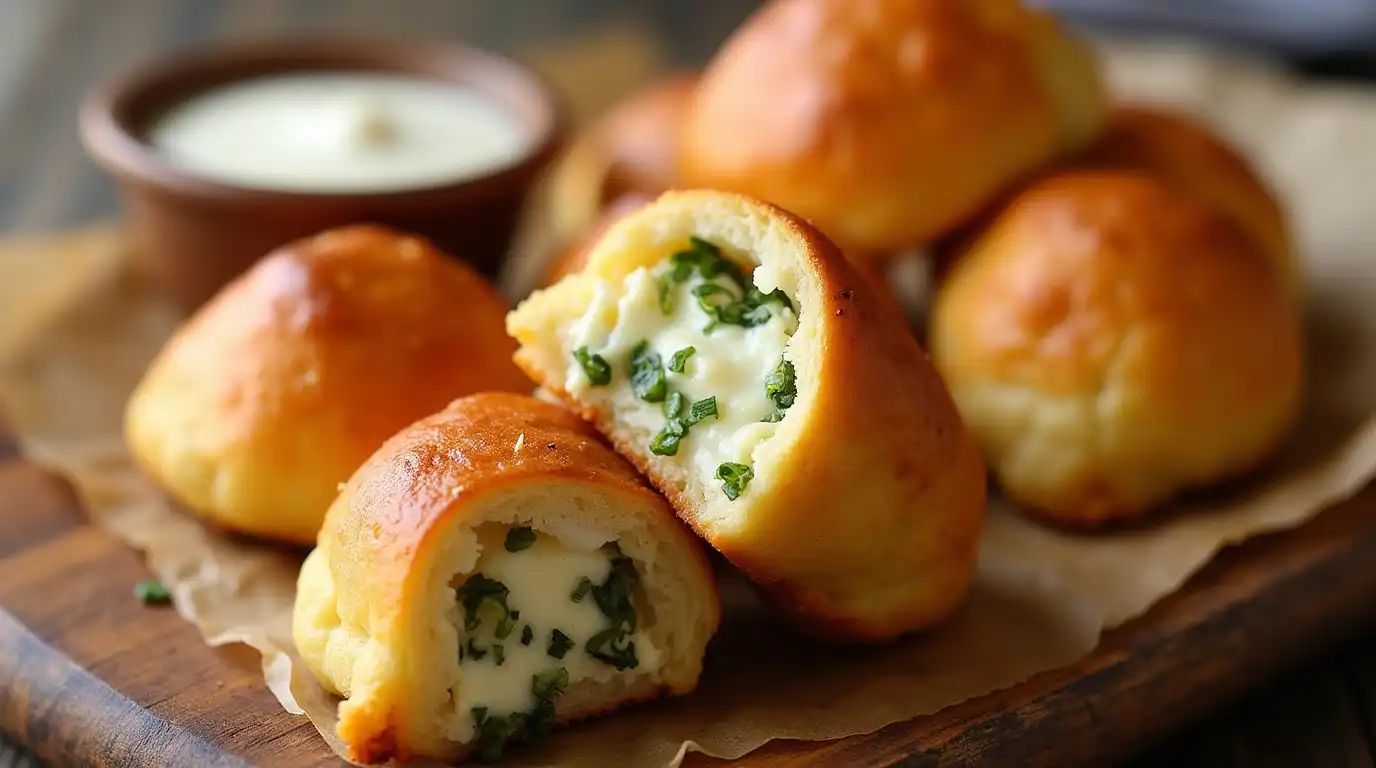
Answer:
3, 35, 1376, 768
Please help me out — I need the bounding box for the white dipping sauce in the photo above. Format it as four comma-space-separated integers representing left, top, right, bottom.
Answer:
147, 72, 531, 193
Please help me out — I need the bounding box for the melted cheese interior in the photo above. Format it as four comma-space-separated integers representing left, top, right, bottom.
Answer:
453, 526, 659, 734
562, 256, 797, 497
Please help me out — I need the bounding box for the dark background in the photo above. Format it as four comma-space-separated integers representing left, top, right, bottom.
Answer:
1, 1, 1375, 766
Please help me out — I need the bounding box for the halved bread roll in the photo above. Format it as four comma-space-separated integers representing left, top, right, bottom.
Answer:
929, 171, 1302, 525
506, 190, 987, 642
125, 225, 531, 545
293, 392, 719, 764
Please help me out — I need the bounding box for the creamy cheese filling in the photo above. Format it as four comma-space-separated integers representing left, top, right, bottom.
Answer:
454, 525, 659, 753
562, 241, 798, 500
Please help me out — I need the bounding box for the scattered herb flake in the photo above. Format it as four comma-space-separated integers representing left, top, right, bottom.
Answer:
688, 396, 718, 426
547, 629, 574, 659
504, 526, 536, 552
573, 346, 611, 386
134, 579, 170, 605
765, 359, 797, 410
466, 638, 488, 661
657, 272, 677, 314
585, 627, 640, 670
457, 574, 511, 633
628, 341, 667, 402
668, 346, 696, 374
521, 625, 534, 646
571, 576, 593, 603
663, 391, 686, 421
532, 667, 569, 700
716, 462, 755, 501
649, 418, 688, 456
493, 644, 506, 666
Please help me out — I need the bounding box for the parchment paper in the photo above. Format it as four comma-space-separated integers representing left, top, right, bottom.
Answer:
3, 34, 1376, 768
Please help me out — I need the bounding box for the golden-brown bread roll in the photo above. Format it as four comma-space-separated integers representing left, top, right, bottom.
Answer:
547, 73, 697, 246
929, 171, 1303, 526
125, 226, 532, 545
293, 393, 719, 764
1075, 105, 1297, 294
680, 0, 1107, 254
507, 190, 987, 642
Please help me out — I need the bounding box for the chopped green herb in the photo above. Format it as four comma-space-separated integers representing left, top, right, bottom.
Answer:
573, 346, 611, 386
649, 417, 688, 456
547, 629, 574, 659
524, 699, 557, 743
521, 625, 534, 646
472, 707, 523, 762
571, 576, 593, 603
493, 644, 506, 666
592, 546, 639, 632
504, 526, 536, 552
762, 408, 785, 424
466, 638, 488, 661
469, 663, 570, 761
495, 615, 516, 639
583, 545, 642, 670
663, 391, 686, 421
585, 627, 640, 670
457, 574, 511, 633
510, 610, 521, 621
688, 396, 718, 425
692, 283, 736, 314
689, 235, 722, 256
134, 579, 170, 605
716, 462, 755, 501
532, 667, 569, 700
668, 346, 696, 373
628, 341, 667, 402
657, 272, 677, 314
743, 303, 774, 327
765, 359, 797, 410
746, 285, 794, 312
668, 249, 699, 281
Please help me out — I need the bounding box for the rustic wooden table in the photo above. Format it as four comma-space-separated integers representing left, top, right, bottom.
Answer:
1, 1, 1374, 766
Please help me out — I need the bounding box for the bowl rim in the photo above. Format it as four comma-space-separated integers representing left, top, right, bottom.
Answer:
78, 36, 565, 206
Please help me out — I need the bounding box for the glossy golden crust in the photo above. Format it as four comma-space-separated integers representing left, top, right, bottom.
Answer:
929, 172, 1303, 525
508, 190, 988, 642
124, 226, 531, 545
548, 74, 697, 244
1075, 105, 1296, 293
295, 393, 720, 763
680, 0, 1106, 254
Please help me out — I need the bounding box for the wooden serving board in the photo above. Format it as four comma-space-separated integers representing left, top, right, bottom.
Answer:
4, 421, 1376, 768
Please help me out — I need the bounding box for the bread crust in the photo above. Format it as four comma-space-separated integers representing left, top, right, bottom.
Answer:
296, 393, 720, 763
508, 190, 988, 642
548, 73, 697, 244
124, 225, 531, 545
929, 171, 1303, 525
1075, 105, 1295, 293
680, 0, 1107, 254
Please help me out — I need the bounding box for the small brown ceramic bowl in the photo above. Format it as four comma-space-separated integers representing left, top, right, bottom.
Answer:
80, 38, 563, 311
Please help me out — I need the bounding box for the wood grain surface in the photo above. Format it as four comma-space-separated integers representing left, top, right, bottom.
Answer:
5, 3, 1376, 767
2, 413, 1376, 767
